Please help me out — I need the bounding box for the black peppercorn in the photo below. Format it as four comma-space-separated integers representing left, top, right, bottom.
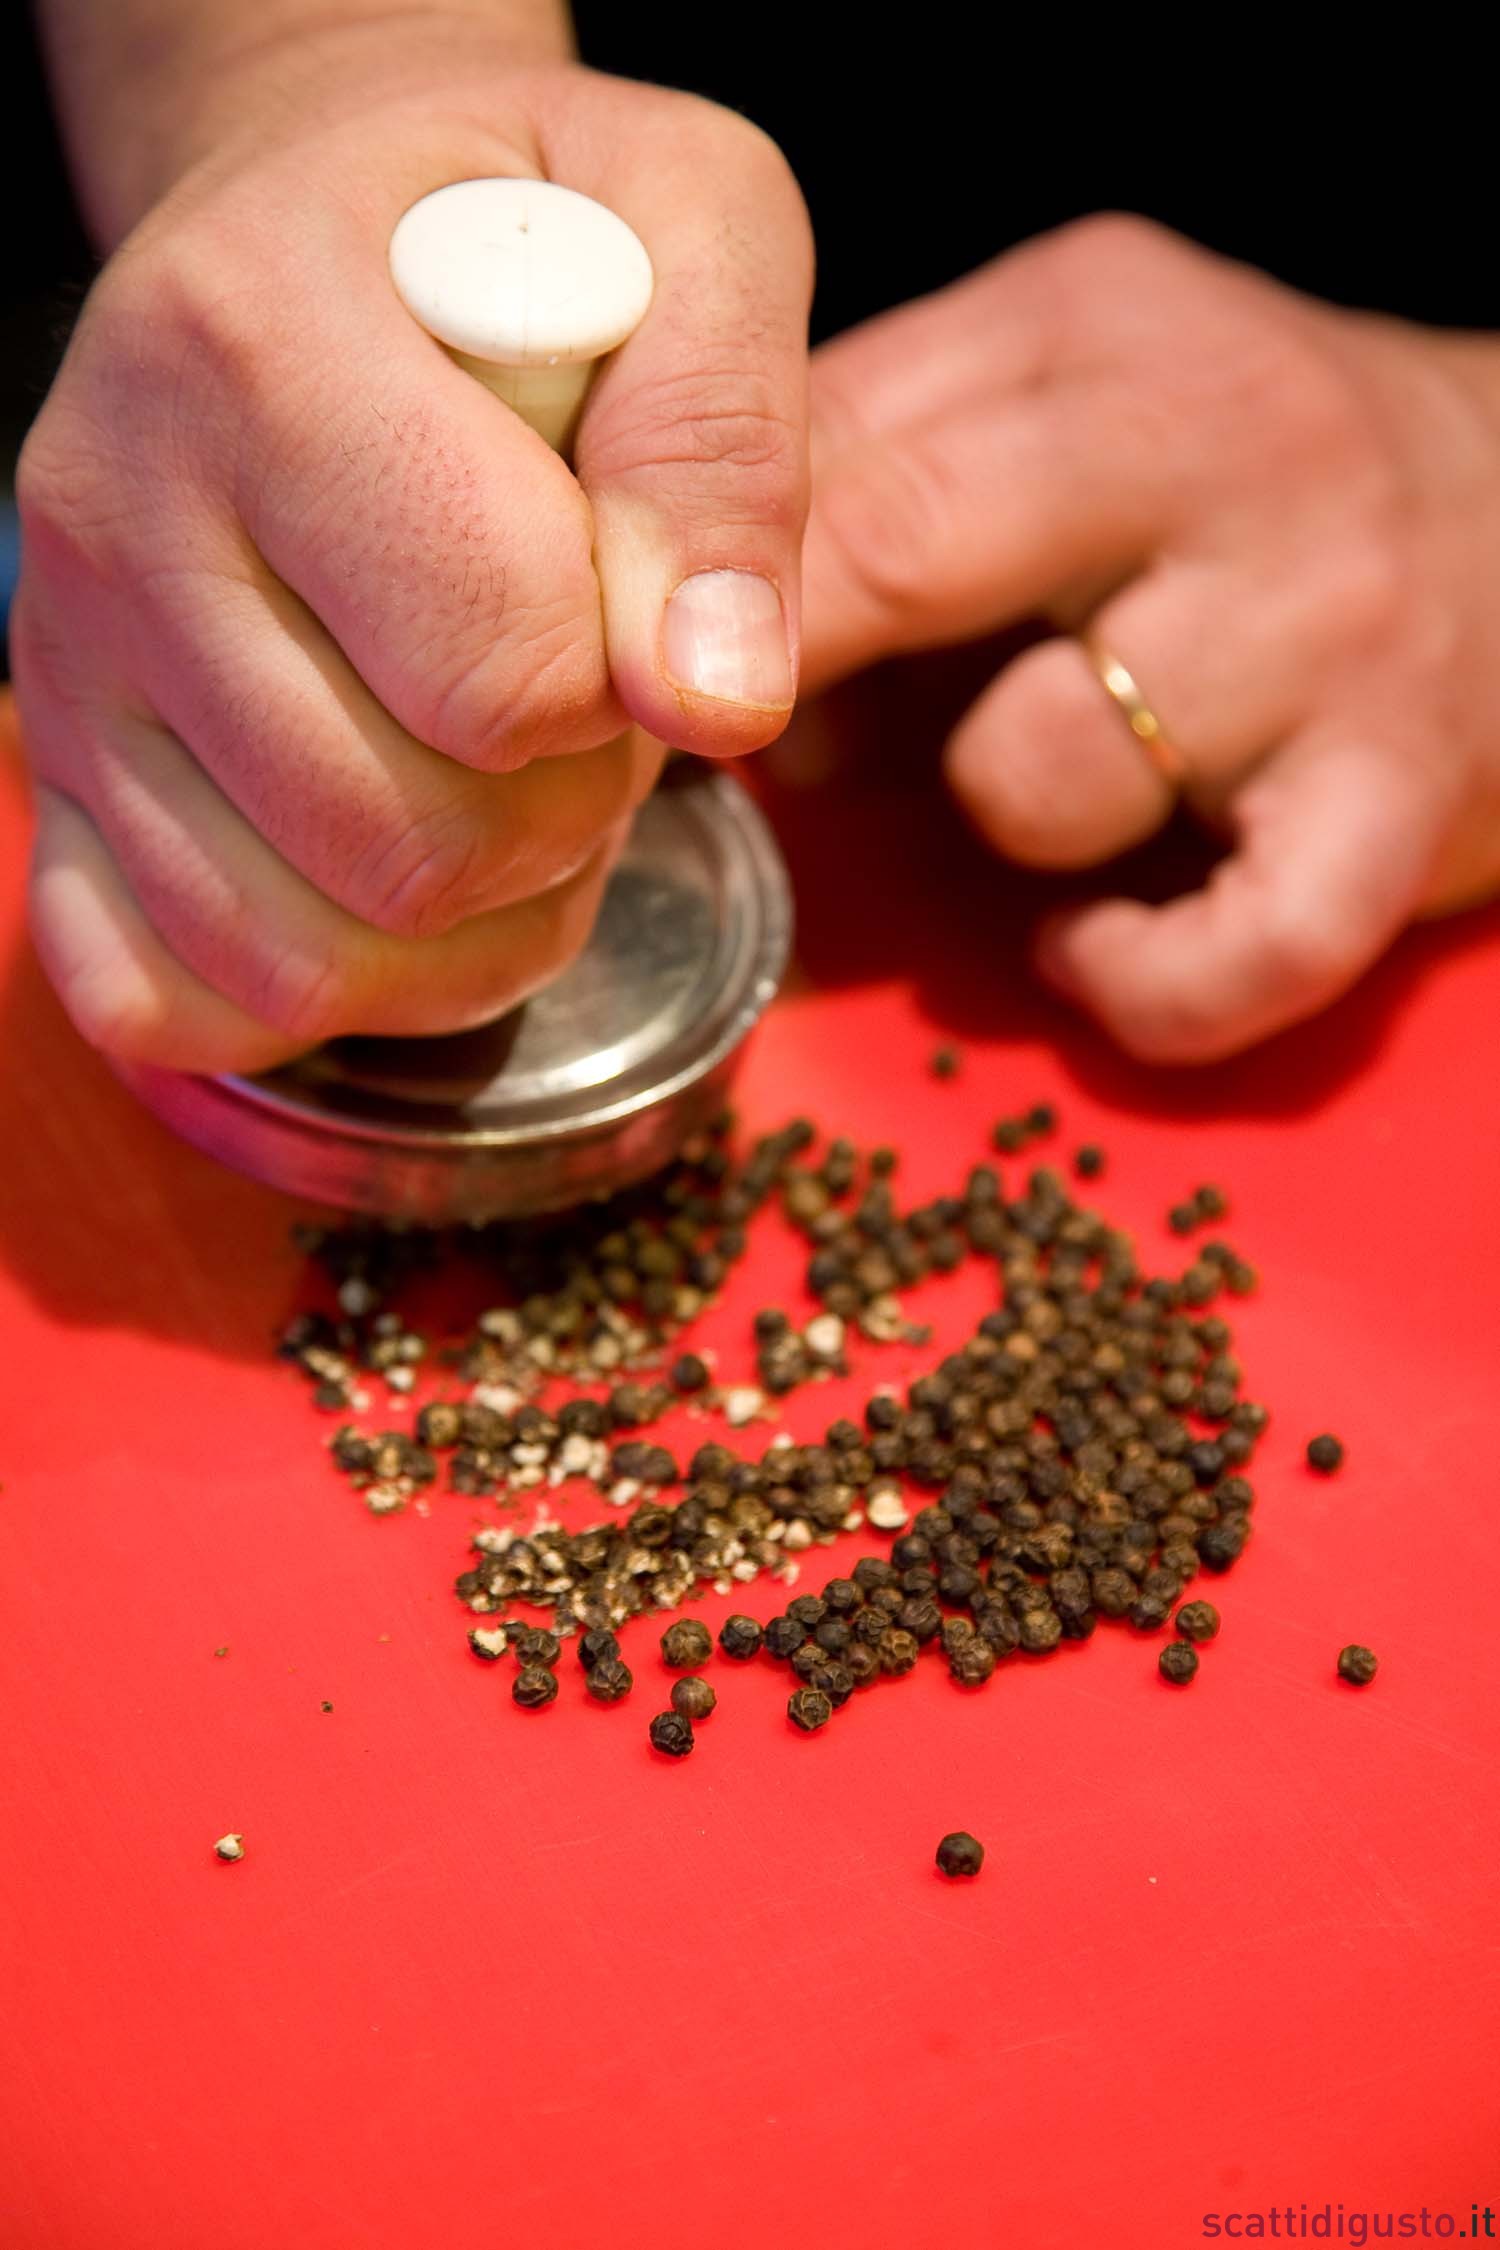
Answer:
660, 1619, 713, 1669
935, 1831, 984, 1878
512, 1664, 559, 1710
587, 1658, 634, 1703
1175, 1601, 1220, 1643
512, 1628, 562, 1669
787, 1593, 828, 1630
813, 1616, 853, 1655
898, 1595, 943, 1643
788, 1686, 834, 1731
671, 1676, 717, 1721
1196, 1521, 1247, 1572
648, 1710, 695, 1756
930, 1045, 961, 1080
1158, 1642, 1199, 1685
763, 1615, 806, 1660
1018, 1608, 1063, 1654
846, 1642, 879, 1686
1167, 1202, 1198, 1235
576, 1627, 621, 1672
1337, 1644, 1378, 1685
718, 1614, 764, 1661
950, 1638, 997, 1686
1193, 1184, 1228, 1221
1306, 1433, 1345, 1473
878, 1627, 920, 1676
1073, 1145, 1105, 1179
1025, 1103, 1056, 1136
670, 1353, 710, 1394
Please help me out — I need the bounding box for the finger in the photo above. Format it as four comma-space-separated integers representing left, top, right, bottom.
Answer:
29, 787, 303, 1074
565, 91, 812, 752
809, 253, 1056, 461
1034, 731, 1454, 1061
945, 636, 1176, 870
800, 375, 1167, 694
226, 220, 623, 773
31, 701, 618, 1062
943, 554, 1332, 869
127, 564, 661, 937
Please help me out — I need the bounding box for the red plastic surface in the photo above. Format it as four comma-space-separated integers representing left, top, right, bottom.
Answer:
2, 680, 1498, 2250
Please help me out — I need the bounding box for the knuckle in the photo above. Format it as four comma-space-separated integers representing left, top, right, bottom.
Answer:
587, 362, 804, 527
1038, 211, 1178, 294
813, 433, 962, 625
350, 805, 489, 941
243, 942, 352, 1048
418, 603, 613, 771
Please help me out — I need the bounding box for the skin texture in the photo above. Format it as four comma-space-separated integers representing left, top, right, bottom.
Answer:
15, 18, 812, 1068
800, 215, 1500, 1059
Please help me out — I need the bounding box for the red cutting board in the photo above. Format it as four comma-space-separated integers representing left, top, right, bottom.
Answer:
2, 675, 1498, 2250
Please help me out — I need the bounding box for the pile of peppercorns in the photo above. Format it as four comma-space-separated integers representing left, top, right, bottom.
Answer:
282, 1099, 1391, 1750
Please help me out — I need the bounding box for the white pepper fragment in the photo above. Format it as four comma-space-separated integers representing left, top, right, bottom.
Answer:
213, 1833, 245, 1863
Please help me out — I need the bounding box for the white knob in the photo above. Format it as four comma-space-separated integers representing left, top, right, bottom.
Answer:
389, 177, 654, 455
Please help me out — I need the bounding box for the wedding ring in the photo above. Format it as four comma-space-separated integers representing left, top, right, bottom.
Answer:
1081, 640, 1188, 791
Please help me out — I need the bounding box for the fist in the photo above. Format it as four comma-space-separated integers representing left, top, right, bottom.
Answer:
802, 215, 1500, 1059
14, 36, 811, 1071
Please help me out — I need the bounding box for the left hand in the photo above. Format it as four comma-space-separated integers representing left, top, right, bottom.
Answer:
800, 215, 1500, 1061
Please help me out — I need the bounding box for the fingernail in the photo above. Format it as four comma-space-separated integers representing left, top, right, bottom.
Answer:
662, 571, 794, 708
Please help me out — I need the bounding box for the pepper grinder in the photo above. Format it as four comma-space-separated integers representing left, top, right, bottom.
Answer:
116, 179, 791, 1222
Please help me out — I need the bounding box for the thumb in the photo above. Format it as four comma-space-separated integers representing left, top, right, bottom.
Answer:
566, 91, 813, 755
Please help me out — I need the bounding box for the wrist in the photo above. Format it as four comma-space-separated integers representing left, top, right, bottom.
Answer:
44, 5, 576, 247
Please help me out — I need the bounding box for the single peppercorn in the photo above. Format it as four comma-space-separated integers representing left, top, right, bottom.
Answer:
1306, 1433, 1345, 1473
1337, 1644, 1378, 1686
935, 1831, 984, 1878
763, 1615, 806, 1660
878, 1627, 920, 1676
512, 1628, 561, 1668
671, 1676, 717, 1721
949, 1638, 997, 1686
1167, 1202, 1198, 1235
648, 1710, 695, 1756
587, 1657, 634, 1704
660, 1619, 713, 1669
787, 1593, 828, 1630
788, 1686, 834, 1732
1158, 1642, 1199, 1685
718, 1614, 764, 1661
513, 1664, 560, 1710
991, 1117, 1027, 1154
1073, 1145, 1105, 1179
1025, 1103, 1056, 1136
1175, 1601, 1220, 1643
576, 1627, 621, 1672
1193, 1184, 1228, 1221
930, 1045, 961, 1080
670, 1352, 710, 1394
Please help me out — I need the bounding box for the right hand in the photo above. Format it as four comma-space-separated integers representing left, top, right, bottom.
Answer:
14, 28, 811, 1071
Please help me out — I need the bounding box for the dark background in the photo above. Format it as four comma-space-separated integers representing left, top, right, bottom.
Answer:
3, 9, 1493, 670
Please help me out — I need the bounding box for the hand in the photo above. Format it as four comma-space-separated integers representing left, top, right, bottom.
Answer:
801, 215, 1500, 1060
15, 25, 810, 1070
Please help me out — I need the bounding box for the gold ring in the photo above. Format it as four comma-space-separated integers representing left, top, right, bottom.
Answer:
1081, 640, 1188, 791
